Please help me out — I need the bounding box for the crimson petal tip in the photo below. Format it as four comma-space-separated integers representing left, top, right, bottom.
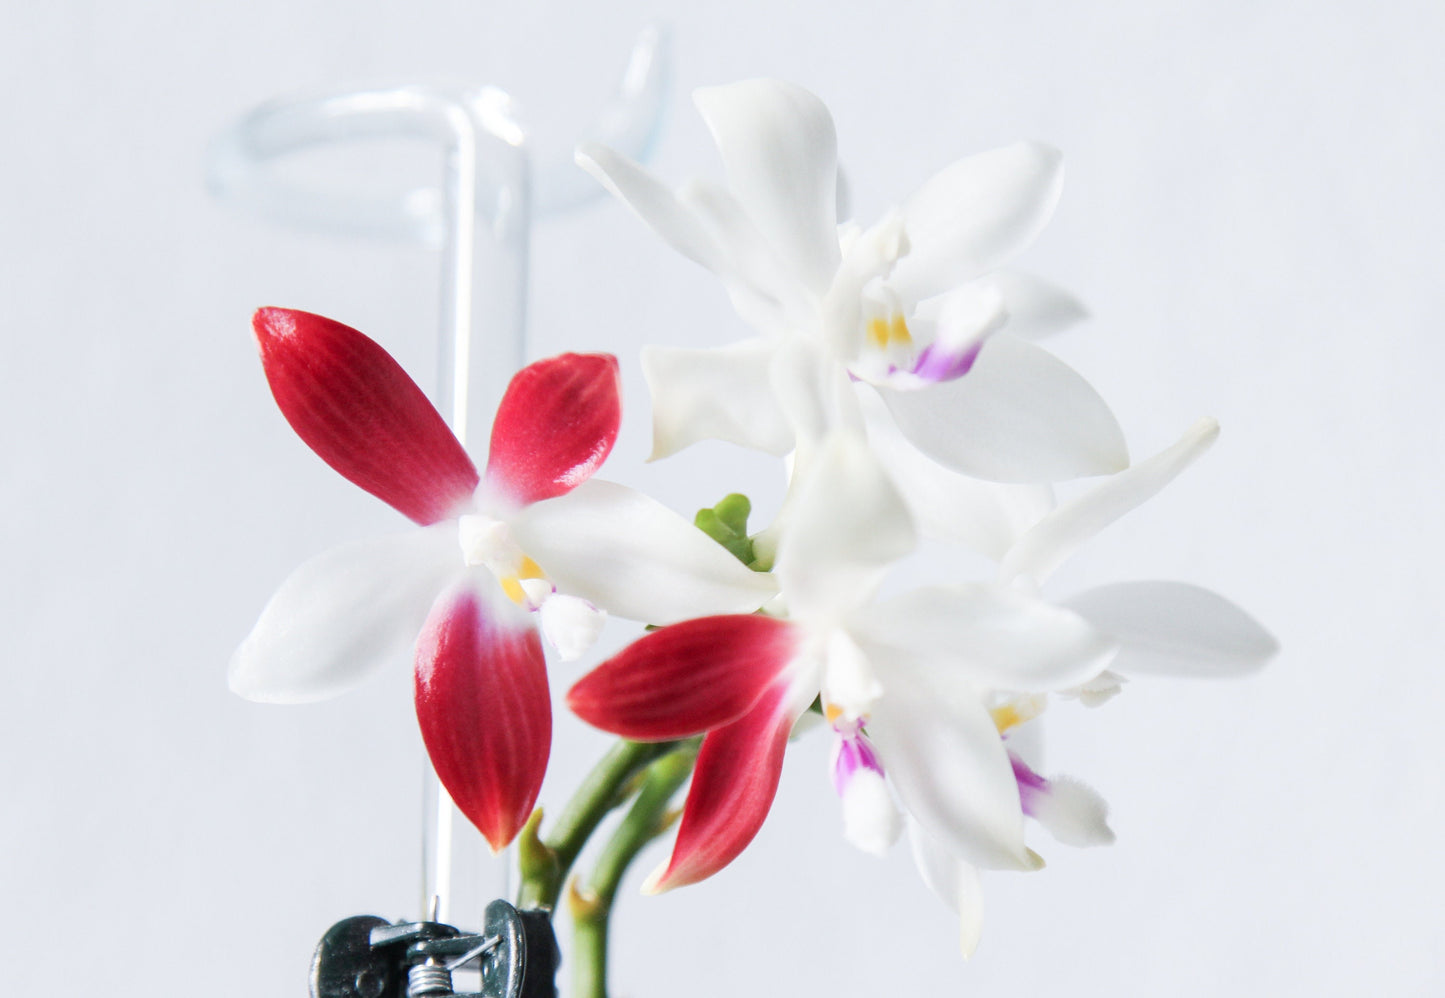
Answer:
253, 307, 478, 525
642, 679, 808, 891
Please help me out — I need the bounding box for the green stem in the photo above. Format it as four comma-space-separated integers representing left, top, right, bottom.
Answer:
516, 738, 677, 912
569, 744, 698, 998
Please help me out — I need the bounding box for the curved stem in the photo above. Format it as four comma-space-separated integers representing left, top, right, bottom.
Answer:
569, 744, 698, 998
516, 739, 677, 912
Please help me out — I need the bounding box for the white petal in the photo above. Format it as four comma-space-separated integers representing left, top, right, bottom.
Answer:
1064, 581, 1278, 677
852, 583, 1117, 693
767, 336, 865, 452
641, 340, 794, 460
861, 390, 1054, 558
877, 335, 1128, 483
991, 270, 1089, 339
908, 823, 985, 958
890, 142, 1064, 304
508, 479, 777, 624
1029, 776, 1115, 847
693, 80, 842, 295
999, 418, 1220, 587
229, 528, 460, 703
840, 768, 903, 856
867, 669, 1034, 870
575, 142, 731, 277
774, 433, 915, 621
537, 593, 608, 662
677, 178, 810, 330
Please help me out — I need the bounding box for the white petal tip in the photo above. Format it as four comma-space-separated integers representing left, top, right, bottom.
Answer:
227, 652, 312, 705
1012, 140, 1064, 176
640, 864, 671, 896
645, 436, 685, 463
574, 141, 608, 171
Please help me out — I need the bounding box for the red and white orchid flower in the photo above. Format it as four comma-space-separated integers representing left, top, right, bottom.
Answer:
230, 308, 776, 850
568, 433, 1117, 891
577, 79, 1126, 484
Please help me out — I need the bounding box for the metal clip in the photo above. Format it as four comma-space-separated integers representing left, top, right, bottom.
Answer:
310, 900, 558, 998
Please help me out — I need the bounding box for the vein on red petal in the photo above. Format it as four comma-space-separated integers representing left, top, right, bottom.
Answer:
567, 615, 798, 740
485, 353, 622, 506
414, 584, 551, 852
645, 678, 808, 893
254, 307, 479, 525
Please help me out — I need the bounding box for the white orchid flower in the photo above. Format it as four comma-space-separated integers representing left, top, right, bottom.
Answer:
906, 417, 1279, 951
577, 78, 1126, 484
999, 416, 1279, 694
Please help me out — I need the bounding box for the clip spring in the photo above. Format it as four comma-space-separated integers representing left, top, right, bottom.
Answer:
311, 900, 559, 998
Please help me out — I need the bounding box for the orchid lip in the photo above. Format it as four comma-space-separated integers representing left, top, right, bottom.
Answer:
1007, 749, 1115, 847
1009, 751, 1050, 817
910, 339, 984, 383
830, 725, 886, 795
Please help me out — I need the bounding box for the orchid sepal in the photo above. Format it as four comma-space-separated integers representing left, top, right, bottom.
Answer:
414, 582, 551, 853
641, 677, 816, 894
252, 307, 479, 525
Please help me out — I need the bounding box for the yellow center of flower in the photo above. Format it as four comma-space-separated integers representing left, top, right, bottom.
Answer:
866, 313, 912, 351
990, 694, 1048, 734
499, 556, 548, 605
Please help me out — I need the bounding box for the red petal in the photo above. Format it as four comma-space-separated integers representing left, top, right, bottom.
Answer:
254, 308, 479, 525
644, 679, 809, 893
566, 615, 798, 740
485, 353, 621, 505
414, 584, 551, 852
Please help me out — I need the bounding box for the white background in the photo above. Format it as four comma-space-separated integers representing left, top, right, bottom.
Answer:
3, 1, 1442, 994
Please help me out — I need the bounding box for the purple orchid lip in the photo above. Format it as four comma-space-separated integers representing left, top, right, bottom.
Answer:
831, 731, 886, 795
1010, 751, 1050, 816
910, 339, 984, 384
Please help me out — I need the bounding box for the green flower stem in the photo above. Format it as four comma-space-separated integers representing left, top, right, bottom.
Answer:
569, 743, 699, 998
516, 738, 678, 912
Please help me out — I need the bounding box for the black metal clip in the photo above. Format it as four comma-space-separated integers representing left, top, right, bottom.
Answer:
310, 900, 559, 998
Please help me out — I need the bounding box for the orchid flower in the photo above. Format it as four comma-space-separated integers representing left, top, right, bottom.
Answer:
229, 308, 776, 850
996, 416, 1279, 698
901, 690, 1117, 957
567, 432, 1117, 891
903, 417, 1279, 953
577, 79, 1126, 484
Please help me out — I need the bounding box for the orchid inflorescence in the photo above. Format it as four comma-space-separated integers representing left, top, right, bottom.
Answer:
230, 79, 1276, 982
